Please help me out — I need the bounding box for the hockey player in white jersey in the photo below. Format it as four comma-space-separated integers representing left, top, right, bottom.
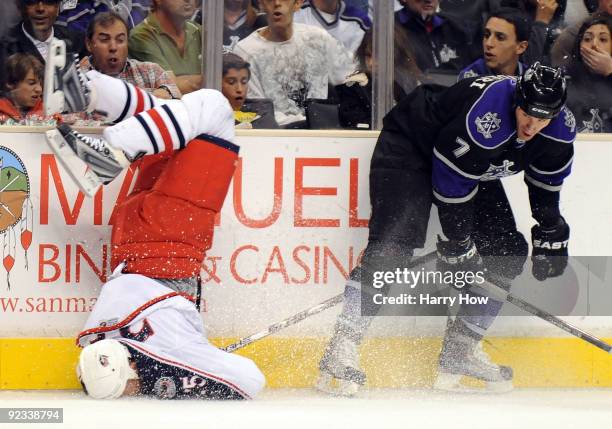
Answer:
43, 40, 265, 400
76, 272, 265, 400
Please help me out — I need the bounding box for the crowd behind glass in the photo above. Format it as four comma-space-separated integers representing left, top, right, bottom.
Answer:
0, 0, 610, 132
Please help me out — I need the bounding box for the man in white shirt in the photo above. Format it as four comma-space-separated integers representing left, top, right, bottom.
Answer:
233, 0, 356, 126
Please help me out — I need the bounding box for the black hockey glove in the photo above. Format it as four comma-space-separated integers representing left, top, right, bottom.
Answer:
436, 236, 484, 290
531, 218, 570, 281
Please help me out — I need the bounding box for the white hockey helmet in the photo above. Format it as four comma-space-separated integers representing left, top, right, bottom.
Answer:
77, 339, 139, 399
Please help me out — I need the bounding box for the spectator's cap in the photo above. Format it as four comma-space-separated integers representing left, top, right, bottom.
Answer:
488, 7, 532, 42
515, 62, 567, 119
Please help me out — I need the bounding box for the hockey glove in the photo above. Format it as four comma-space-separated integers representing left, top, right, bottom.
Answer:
531, 218, 570, 281
436, 236, 484, 290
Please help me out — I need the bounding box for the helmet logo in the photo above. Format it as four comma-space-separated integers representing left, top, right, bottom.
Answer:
475, 112, 502, 139
563, 107, 576, 133
99, 355, 110, 367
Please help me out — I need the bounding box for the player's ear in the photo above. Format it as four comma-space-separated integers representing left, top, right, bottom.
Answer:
516, 40, 528, 56
293, 0, 303, 13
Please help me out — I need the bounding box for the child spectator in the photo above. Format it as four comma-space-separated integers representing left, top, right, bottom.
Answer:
0, 53, 44, 125
222, 53, 278, 128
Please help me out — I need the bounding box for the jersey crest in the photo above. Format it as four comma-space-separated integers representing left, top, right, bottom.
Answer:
475, 112, 502, 139
154, 376, 178, 399
439, 45, 459, 63
481, 160, 516, 181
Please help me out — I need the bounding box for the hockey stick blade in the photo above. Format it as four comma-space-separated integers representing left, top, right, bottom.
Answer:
45, 129, 102, 197
223, 251, 438, 353
482, 275, 612, 353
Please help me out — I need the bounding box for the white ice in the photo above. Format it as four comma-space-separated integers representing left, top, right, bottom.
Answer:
1, 388, 611, 429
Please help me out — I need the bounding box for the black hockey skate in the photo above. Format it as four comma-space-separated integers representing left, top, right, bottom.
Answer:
43, 39, 93, 115
45, 124, 130, 197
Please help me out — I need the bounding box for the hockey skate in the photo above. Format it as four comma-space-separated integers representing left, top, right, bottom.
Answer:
45, 124, 130, 197
315, 327, 366, 397
43, 39, 94, 115
434, 325, 513, 393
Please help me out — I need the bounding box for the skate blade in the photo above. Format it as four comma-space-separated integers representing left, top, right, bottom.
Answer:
45, 129, 102, 197
314, 373, 360, 397
433, 372, 513, 394
43, 39, 67, 116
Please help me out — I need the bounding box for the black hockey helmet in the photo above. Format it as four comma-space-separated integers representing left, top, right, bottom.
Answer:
515, 62, 567, 119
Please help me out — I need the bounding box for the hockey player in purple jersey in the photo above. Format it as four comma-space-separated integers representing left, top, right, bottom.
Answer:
317, 63, 576, 395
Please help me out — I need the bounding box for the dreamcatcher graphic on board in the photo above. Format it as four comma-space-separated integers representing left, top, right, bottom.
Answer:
0, 147, 32, 290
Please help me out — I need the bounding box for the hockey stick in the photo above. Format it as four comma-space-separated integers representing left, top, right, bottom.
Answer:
222, 251, 438, 353
481, 275, 612, 353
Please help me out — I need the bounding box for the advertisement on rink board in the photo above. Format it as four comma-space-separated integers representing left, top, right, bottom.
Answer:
0, 131, 611, 337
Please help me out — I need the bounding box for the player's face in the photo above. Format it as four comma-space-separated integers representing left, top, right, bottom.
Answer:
515, 107, 552, 141
260, 0, 302, 32
157, 0, 195, 20
483, 17, 528, 76
23, 0, 60, 40
222, 68, 250, 110
121, 362, 141, 397
86, 20, 129, 77
8, 69, 42, 110
404, 0, 439, 19
580, 24, 612, 58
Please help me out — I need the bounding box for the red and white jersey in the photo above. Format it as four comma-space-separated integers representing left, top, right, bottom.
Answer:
77, 273, 265, 399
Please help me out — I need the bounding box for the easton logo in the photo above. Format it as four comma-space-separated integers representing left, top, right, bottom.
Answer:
0, 147, 33, 289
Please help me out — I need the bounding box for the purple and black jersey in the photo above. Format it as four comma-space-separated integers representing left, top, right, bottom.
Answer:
379, 75, 576, 241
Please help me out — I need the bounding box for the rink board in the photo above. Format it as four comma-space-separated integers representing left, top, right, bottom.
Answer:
0, 128, 610, 389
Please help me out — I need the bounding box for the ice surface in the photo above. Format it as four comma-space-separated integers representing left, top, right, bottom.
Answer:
1, 388, 611, 429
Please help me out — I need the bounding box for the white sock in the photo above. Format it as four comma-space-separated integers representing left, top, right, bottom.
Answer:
103, 89, 235, 159
103, 99, 193, 158
86, 70, 159, 123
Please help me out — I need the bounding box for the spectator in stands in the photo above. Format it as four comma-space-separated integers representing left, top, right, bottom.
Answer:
57, 0, 151, 34
294, 0, 372, 55
129, 0, 203, 94
194, 0, 268, 52
459, 8, 530, 79
565, 13, 612, 132
0, 53, 44, 125
513, 0, 567, 64
395, 0, 480, 82
0, 0, 85, 90
552, 0, 611, 66
233, 0, 356, 127
81, 12, 181, 100
0, 1, 21, 39
222, 53, 278, 128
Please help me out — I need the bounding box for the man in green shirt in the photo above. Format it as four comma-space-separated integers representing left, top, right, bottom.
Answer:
129, 0, 203, 94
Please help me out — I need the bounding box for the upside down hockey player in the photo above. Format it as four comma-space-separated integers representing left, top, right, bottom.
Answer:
317, 64, 576, 395
43, 40, 265, 400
